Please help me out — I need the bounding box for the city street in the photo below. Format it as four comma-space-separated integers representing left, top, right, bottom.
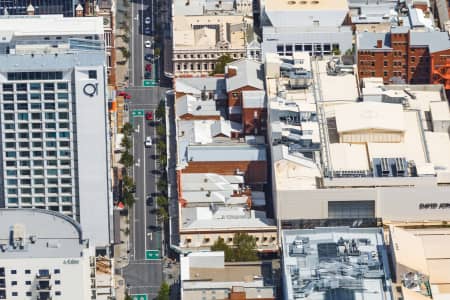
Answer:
119, 0, 167, 297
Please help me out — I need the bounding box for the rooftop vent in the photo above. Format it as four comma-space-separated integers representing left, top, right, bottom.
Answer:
311, 0, 319, 4
288, 0, 296, 4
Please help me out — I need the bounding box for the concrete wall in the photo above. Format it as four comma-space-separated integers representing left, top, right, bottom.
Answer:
276, 186, 450, 222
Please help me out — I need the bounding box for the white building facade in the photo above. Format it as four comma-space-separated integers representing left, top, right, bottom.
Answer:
0, 209, 97, 300
260, 0, 353, 57
0, 15, 113, 248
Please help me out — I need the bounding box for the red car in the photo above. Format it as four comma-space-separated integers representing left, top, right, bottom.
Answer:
145, 64, 152, 72
118, 91, 131, 99
145, 111, 153, 120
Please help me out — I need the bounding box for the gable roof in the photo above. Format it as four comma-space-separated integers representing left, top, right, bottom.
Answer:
226, 59, 264, 92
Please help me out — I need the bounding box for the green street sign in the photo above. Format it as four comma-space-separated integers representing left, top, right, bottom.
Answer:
132, 109, 145, 117
131, 294, 147, 300
145, 249, 160, 260
143, 80, 158, 87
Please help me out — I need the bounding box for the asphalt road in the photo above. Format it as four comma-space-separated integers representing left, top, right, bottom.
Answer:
120, 0, 167, 297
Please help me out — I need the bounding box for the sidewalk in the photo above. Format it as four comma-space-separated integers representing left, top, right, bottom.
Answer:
116, 28, 130, 90
114, 213, 131, 269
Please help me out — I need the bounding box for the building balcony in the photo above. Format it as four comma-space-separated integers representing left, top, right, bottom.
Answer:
36, 270, 51, 279
37, 281, 52, 290
37, 291, 52, 300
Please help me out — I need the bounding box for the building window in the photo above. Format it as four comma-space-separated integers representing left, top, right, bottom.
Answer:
11, 281, 17, 286
25, 281, 31, 285
11, 292, 18, 296
276, 44, 284, 55
55, 280, 61, 285
54, 269, 60, 274
384, 71, 388, 77
26, 292, 31, 296
383, 61, 388, 67
88, 70, 97, 79
55, 291, 61, 296
10, 270, 16, 275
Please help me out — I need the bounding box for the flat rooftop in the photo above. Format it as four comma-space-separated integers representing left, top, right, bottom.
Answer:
282, 227, 393, 300
390, 226, 450, 300
265, 0, 348, 11
0, 15, 104, 36
0, 209, 85, 259
190, 264, 262, 282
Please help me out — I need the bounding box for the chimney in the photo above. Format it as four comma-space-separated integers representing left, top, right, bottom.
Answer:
26, 3, 35, 15
376, 39, 382, 48
227, 65, 238, 77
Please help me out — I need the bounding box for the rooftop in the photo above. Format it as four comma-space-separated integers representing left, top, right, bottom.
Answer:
175, 77, 227, 100
180, 251, 275, 300
226, 59, 265, 92
265, 0, 348, 12
0, 209, 86, 259
0, 15, 104, 36
0, 51, 106, 70
180, 173, 249, 206
175, 95, 222, 118
181, 206, 275, 230
358, 30, 450, 53
282, 227, 392, 300
390, 226, 450, 300
173, 0, 252, 16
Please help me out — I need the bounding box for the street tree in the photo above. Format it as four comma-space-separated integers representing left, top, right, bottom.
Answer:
123, 190, 135, 207
123, 122, 133, 136
119, 151, 134, 168
156, 282, 170, 300
121, 136, 131, 150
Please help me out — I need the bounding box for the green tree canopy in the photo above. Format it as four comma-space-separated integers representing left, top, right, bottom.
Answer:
122, 122, 133, 136
157, 282, 170, 300
119, 151, 134, 168
212, 55, 234, 75
211, 233, 258, 262
233, 232, 258, 261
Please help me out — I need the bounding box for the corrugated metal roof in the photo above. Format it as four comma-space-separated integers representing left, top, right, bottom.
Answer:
357, 31, 392, 50
187, 144, 267, 161
410, 31, 450, 53
242, 90, 266, 108
226, 59, 264, 92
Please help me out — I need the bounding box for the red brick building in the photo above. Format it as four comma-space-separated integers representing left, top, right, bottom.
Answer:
225, 60, 266, 133
357, 28, 450, 89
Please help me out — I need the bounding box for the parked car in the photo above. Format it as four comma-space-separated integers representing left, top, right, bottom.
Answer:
145, 17, 151, 24
144, 27, 151, 35
144, 40, 152, 48
144, 136, 152, 147
144, 72, 152, 79
145, 111, 153, 120
146, 196, 154, 206
118, 91, 131, 99
145, 64, 152, 72
144, 54, 153, 61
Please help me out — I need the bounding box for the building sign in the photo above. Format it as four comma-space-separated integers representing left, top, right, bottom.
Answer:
63, 259, 79, 264
419, 203, 450, 209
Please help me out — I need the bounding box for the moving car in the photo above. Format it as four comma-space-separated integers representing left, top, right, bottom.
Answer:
145, 111, 153, 120
144, 27, 151, 35
144, 40, 152, 48
145, 136, 152, 147
144, 72, 151, 79
145, 17, 151, 24
117, 91, 131, 99
145, 64, 152, 72
144, 54, 153, 61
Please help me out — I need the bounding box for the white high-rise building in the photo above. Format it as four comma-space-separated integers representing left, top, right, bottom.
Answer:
0, 209, 97, 300
0, 15, 113, 248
